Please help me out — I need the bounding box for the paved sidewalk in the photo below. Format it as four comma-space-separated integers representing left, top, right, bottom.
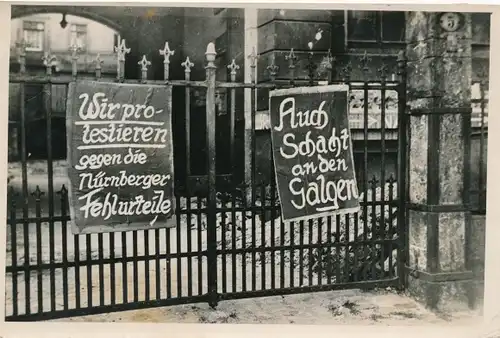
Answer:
52, 288, 482, 325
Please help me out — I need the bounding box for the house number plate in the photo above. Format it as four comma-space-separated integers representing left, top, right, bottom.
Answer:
439, 12, 463, 32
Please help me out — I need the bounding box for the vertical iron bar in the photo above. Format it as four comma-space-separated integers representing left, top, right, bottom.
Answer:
288, 224, 294, 288
478, 80, 486, 211
250, 56, 257, 293
270, 155, 277, 290
251, 199, 256, 290
132, 231, 138, 302
345, 214, 351, 282
370, 178, 377, 279
98, 233, 104, 306
43, 77, 56, 312
353, 213, 359, 281
299, 221, 304, 286
363, 82, 369, 281
308, 219, 313, 285
109, 232, 116, 305
335, 214, 341, 283
396, 51, 408, 288
229, 60, 238, 294
250, 98, 257, 291
380, 78, 387, 280
231, 189, 237, 293
86, 234, 92, 308
326, 216, 332, 284
280, 219, 285, 289
33, 187, 43, 314
161, 41, 174, 298
229, 60, 237, 189
176, 205, 182, 298
221, 196, 227, 294
166, 225, 172, 299
205, 43, 219, 307
185, 62, 192, 179
388, 177, 395, 278
121, 232, 128, 303
241, 188, 247, 292
60, 187, 69, 310
318, 218, 323, 285
260, 184, 266, 290
155, 228, 161, 300
74, 235, 81, 309
144, 230, 150, 301
197, 196, 203, 296
20, 81, 30, 315
9, 189, 18, 316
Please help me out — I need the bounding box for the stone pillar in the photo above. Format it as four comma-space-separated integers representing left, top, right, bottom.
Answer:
406, 12, 479, 312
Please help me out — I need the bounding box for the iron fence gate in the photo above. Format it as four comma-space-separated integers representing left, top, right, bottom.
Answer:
5, 40, 409, 321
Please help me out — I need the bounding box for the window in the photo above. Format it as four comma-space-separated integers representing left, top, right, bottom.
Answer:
347, 10, 405, 43
23, 21, 44, 52
472, 13, 490, 45
70, 24, 87, 51
347, 11, 378, 42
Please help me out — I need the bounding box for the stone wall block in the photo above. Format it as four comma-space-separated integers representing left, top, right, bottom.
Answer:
257, 21, 332, 54
257, 9, 332, 26
407, 97, 436, 111
470, 215, 486, 274
409, 210, 429, 271
406, 57, 440, 97
438, 35, 472, 58
409, 115, 428, 204
438, 212, 466, 271
438, 56, 472, 108
406, 12, 438, 43
438, 113, 465, 205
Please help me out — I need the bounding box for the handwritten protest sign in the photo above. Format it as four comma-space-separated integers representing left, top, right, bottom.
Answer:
66, 80, 175, 234
269, 85, 360, 223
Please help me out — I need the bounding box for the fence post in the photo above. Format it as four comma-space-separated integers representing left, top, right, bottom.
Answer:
205, 42, 219, 308
396, 50, 408, 290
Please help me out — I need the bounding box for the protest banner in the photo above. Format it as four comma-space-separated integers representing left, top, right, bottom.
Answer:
269, 85, 360, 223
66, 80, 175, 234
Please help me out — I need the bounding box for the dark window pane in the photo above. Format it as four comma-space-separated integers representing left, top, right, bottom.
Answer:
348, 11, 378, 41
25, 84, 44, 120
381, 11, 405, 42
472, 13, 490, 45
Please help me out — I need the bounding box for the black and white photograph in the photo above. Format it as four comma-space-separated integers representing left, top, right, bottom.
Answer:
1, 2, 496, 331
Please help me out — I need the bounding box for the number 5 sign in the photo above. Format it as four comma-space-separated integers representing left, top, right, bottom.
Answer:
439, 12, 464, 32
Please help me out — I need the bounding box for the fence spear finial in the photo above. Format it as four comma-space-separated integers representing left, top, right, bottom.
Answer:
159, 41, 175, 81
114, 38, 130, 81
138, 54, 151, 82
182, 56, 194, 75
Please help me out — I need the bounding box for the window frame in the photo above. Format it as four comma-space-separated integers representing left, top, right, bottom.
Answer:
22, 20, 45, 52
69, 23, 88, 52
345, 10, 406, 46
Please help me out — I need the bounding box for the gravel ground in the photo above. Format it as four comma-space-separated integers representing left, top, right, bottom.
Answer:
50, 288, 482, 326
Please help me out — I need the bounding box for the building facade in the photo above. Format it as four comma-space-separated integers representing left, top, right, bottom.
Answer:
9, 12, 119, 160
8, 6, 489, 203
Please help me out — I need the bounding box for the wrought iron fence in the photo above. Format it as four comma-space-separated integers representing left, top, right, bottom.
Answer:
6, 38, 408, 321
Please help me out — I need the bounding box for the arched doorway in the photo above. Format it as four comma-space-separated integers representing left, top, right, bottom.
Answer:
11, 6, 124, 33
